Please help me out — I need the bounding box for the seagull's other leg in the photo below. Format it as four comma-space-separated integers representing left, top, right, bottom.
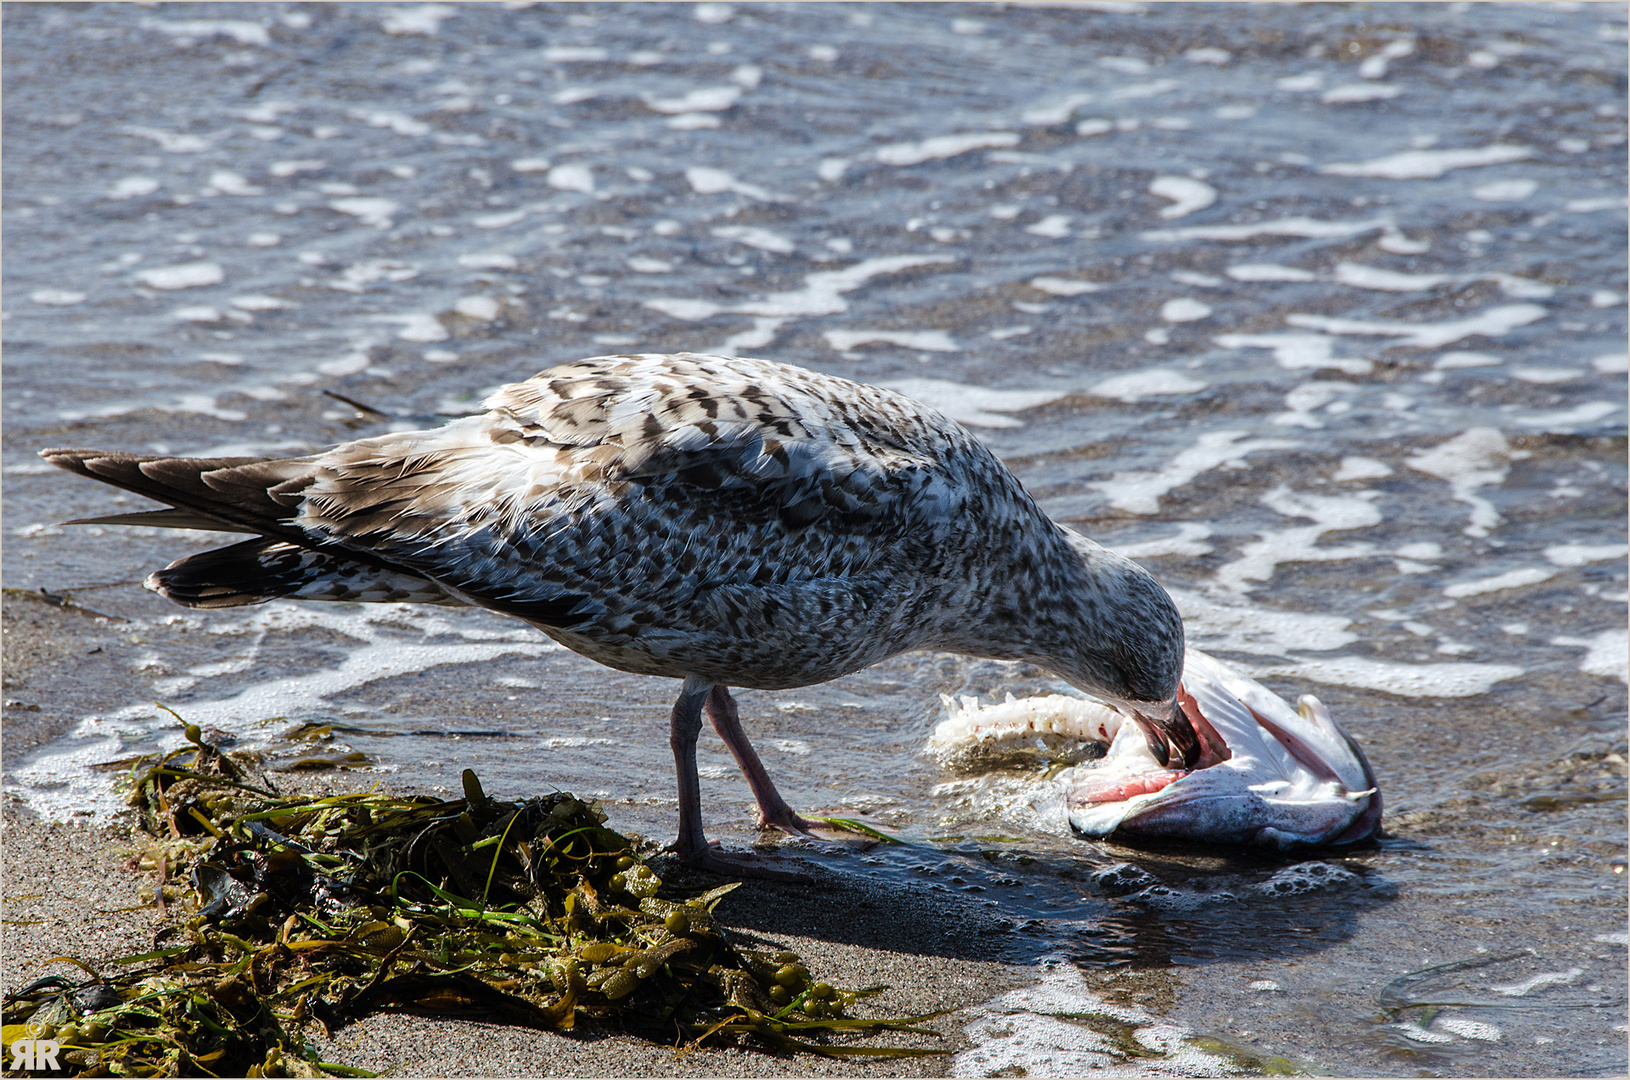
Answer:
704, 685, 818, 837
669, 677, 811, 881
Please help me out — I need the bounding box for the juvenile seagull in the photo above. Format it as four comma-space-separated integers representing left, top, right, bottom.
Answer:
44, 353, 1192, 876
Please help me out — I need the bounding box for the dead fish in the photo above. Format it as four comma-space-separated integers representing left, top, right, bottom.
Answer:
929, 648, 1381, 850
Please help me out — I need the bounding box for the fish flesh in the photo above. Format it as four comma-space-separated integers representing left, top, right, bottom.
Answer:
928, 648, 1381, 850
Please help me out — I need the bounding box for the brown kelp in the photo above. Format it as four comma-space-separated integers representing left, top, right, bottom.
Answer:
2, 730, 944, 1077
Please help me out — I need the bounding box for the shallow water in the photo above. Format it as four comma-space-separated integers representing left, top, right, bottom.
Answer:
3, 3, 1626, 1075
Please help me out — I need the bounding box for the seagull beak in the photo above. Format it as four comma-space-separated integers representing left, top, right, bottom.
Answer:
1130, 700, 1201, 770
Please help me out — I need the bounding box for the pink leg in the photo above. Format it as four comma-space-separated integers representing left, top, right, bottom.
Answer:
705, 685, 819, 837
668, 679, 810, 882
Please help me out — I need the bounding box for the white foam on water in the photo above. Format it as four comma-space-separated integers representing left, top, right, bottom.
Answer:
1020, 92, 1096, 126
1090, 369, 1207, 402
1285, 303, 1546, 350
1149, 175, 1217, 219
143, 18, 271, 46
1143, 215, 1391, 243
545, 163, 595, 193
1214, 486, 1382, 592
1515, 401, 1620, 430
1406, 427, 1514, 538
825, 329, 959, 354
1565, 196, 1627, 213
454, 296, 500, 321
541, 46, 607, 63
1322, 83, 1402, 103
1442, 567, 1556, 598
1434, 350, 1501, 370
1551, 629, 1630, 683
1473, 178, 1538, 202
694, 3, 735, 23
1436, 1018, 1503, 1042
6, 604, 555, 822
474, 209, 528, 229
1110, 78, 1179, 100
1393, 1022, 1455, 1044
684, 165, 782, 201
352, 108, 431, 137
1275, 72, 1323, 92
880, 378, 1066, 429
1030, 275, 1101, 295
381, 312, 448, 343
1109, 523, 1215, 560
1491, 968, 1582, 997
1089, 430, 1298, 514
1161, 297, 1212, 322
1272, 380, 1355, 428
1213, 333, 1373, 376
1511, 366, 1580, 384
647, 255, 952, 327
643, 86, 741, 114
1321, 143, 1532, 179
1334, 456, 1393, 481
952, 956, 1234, 1078
874, 132, 1020, 167
329, 197, 399, 228
270, 158, 326, 177
1253, 656, 1524, 698
1185, 46, 1231, 64
1025, 214, 1072, 238
380, 4, 457, 36
1226, 263, 1316, 282
124, 126, 211, 153
30, 288, 87, 306
711, 225, 795, 253
1170, 271, 1222, 288
458, 252, 519, 270
1333, 262, 1451, 291
1593, 932, 1629, 945
135, 262, 224, 290
1544, 543, 1628, 567
109, 176, 161, 199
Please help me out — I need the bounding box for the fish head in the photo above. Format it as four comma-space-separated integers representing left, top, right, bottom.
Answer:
1063, 649, 1382, 850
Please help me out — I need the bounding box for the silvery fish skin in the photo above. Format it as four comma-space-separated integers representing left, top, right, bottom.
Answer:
929, 648, 1382, 850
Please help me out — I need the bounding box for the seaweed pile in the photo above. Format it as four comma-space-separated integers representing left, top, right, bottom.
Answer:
2, 729, 943, 1076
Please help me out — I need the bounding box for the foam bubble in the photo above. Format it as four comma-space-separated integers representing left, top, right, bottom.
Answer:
542, 46, 607, 62
1161, 297, 1212, 322
143, 18, 270, 46
1491, 968, 1582, 997
684, 166, 781, 201
1334, 262, 1451, 291
1322, 143, 1533, 179
1214, 332, 1373, 375
1029, 276, 1100, 295
643, 86, 741, 115
1443, 567, 1556, 598
1334, 456, 1393, 481
30, 288, 87, 306
712, 225, 795, 253
1025, 214, 1072, 238
1214, 486, 1382, 592
329, 197, 399, 228
1144, 215, 1392, 243
1149, 175, 1217, 219
825, 329, 959, 354
546, 163, 595, 193
1090, 369, 1206, 402
1515, 401, 1620, 430
1473, 179, 1538, 202
1254, 656, 1524, 698
1227, 263, 1317, 283
109, 176, 161, 199
1109, 523, 1215, 560
1551, 630, 1629, 683
1323, 83, 1402, 103
380, 4, 458, 36
1544, 543, 1628, 567
880, 378, 1066, 429
135, 262, 224, 290
1286, 303, 1546, 350
1090, 431, 1299, 515
1406, 428, 1513, 538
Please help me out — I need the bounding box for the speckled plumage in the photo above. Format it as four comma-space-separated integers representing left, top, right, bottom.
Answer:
45, 352, 1190, 872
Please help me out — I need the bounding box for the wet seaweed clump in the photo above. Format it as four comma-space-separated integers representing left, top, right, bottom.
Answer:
2, 730, 943, 1077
